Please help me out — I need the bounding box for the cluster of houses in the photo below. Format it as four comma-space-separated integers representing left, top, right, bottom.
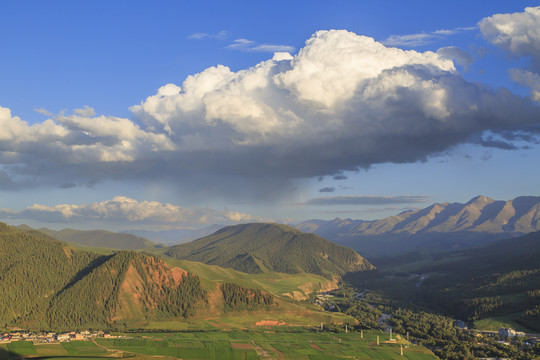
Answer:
0, 330, 116, 343
313, 292, 339, 311
498, 327, 526, 339
497, 328, 540, 348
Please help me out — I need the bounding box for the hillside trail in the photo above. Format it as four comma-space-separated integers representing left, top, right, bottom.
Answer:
90, 338, 123, 357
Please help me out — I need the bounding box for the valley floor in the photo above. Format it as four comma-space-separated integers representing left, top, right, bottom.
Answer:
0, 330, 437, 360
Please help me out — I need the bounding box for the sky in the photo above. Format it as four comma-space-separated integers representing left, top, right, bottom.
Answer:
1, 0, 540, 231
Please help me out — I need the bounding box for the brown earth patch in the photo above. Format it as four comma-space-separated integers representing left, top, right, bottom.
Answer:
145, 258, 173, 287
204, 288, 222, 313
62, 247, 74, 260
170, 266, 188, 284
112, 262, 145, 321
255, 320, 287, 326
231, 343, 253, 349
310, 343, 323, 350
121, 263, 144, 301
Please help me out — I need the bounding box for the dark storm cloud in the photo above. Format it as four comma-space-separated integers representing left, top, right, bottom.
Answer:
319, 187, 335, 193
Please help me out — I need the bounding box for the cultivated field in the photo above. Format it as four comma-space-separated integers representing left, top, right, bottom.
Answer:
0, 330, 437, 360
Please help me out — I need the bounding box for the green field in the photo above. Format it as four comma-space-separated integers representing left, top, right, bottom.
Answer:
474, 313, 532, 332
98, 330, 436, 360
0, 331, 436, 360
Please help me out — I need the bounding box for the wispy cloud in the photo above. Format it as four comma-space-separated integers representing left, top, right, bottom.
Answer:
188, 31, 228, 40
34, 108, 52, 116
305, 195, 431, 206
227, 38, 295, 53
188, 32, 295, 53
383, 26, 476, 47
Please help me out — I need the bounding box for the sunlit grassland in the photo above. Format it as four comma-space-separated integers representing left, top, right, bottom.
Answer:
474, 313, 532, 332
163, 258, 337, 297
140, 303, 356, 331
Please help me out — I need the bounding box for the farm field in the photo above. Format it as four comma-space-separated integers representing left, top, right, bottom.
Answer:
473, 313, 532, 332
0, 331, 437, 360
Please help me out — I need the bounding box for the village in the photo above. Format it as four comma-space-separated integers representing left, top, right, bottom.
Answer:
0, 330, 121, 343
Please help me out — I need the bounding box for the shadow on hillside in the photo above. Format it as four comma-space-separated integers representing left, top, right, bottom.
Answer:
0, 347, 21, 360
20, 357, 119, 360
0, 352, 123, 360
56, 254, 114, 296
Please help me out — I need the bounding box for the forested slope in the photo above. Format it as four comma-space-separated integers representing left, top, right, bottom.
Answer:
0, 223, 206, 329
417, 231, 540, 330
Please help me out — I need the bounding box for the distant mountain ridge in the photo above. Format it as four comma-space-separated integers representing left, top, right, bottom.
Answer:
296, 195, 540, 257
34, 227, 158, 250
122, 224, 224, 245
165, 223, 374, 278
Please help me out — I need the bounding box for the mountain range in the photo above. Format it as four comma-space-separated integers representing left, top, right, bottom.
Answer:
122, 224, 224, 245
34, 227, 159, 250
297, 195, 540, 257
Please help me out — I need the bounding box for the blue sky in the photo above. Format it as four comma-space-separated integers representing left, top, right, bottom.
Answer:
1, 1, 540, 231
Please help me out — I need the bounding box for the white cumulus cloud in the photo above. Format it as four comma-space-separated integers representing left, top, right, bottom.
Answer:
1, 30, 539, 197
479, 6, 540, 62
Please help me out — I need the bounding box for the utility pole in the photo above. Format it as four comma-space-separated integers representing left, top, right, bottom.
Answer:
400, 345, 403, 356
345, 324, 348, 333
377, 335, 379, 345
360, 330, 363, 338
389, 328, 392, 340
320, 322, 323, 331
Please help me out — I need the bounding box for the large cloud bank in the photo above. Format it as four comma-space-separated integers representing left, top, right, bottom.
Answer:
0, 196, 264, 227
1, 29, 539, 194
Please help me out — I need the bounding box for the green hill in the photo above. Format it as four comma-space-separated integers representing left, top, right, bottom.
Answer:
0, 223, 206, 329
164, 223, 374, 278
47, 251, 207, 329
0, 223, 100, 327
0, 222, 358, 330
35, 227, 158, 250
